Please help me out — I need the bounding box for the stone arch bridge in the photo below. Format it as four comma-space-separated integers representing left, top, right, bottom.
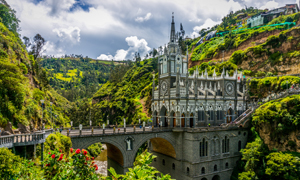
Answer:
69, 126, 248, 180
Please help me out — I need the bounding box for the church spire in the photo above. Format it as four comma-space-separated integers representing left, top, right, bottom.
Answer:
170, 12, 176, 43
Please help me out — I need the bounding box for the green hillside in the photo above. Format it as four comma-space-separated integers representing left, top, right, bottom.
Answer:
0, 5, 71, 129
89, 58, 157, 126
40, 57, 115, 101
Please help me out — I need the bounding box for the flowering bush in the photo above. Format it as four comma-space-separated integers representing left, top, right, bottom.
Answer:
43, 148, 99, 180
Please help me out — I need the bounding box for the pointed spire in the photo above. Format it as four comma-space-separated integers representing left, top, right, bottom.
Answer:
209, 82, 212, 89
170, 12, 176, 43
200, 81, 203, 89
213, 69, 216, 77
217, 81, 220, 90
205, 68, 207, 76
201, 71, 204, 78
214, 82, 217, 91
226, 70, 229, 77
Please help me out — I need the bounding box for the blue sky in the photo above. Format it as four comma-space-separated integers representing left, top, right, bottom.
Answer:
7, 0, 298, 60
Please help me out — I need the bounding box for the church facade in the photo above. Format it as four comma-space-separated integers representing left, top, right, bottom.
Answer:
151, 15, 247, 128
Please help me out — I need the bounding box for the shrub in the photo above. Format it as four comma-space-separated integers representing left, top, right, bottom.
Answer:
265, 152, 300, 179
18, 62, 28, 74
87, 143, 103, 158
230, 50, 247, 65
0, 148, 22, 179
45, 132, 72, 155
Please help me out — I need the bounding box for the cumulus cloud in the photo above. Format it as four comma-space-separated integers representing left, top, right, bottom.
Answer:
135, 13, 152, 22
97, 36, 151, 60
53, 26, 81, 45
191, 18, 221, 38
9, 0, 296, 59
43, 41, 65, 57
43, 0, 76, 16
259, 1, 279, 10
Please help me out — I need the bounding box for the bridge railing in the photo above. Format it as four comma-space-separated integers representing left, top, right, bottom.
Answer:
0, 129, 53, 148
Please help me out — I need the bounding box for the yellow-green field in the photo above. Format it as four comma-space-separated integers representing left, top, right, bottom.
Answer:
54, 69, 83, 82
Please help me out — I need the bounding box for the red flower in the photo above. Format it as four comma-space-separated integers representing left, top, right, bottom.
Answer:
60, 154, 63, 158
59, 149, 62, 153
84, 162, 87, 165
86, 157, 89, 161
94, 165, 98, 171
58, 157, 62, 161
51, 154, 55, 159
46, 164, 50, 166
83, 150, 88, 156
75, 149, 81, 154
92, 157, 94, 160
70, 148, 73, 153
48, 152, 51, 154
91, 161, 95, 165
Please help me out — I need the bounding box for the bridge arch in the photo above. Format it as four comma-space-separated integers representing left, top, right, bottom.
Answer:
129, 133, 177, 165
71, 137, 126, 174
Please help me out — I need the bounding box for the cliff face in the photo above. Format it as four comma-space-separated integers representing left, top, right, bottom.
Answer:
253, 94, 300, 153
239, 27, 300, 75
257, 122, 300, 152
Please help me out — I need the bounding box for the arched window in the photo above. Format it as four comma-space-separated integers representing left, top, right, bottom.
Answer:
222, 136, 229, 153
200, 138, 208, 157
225, 162, 229, 169
198, 110, 205, 121
214, 165, 217, 171
201, 167, 205, 174
238, 141, 242, 151
162, 159, 165, 166
187, 167, 190, 174
172, 163, 175, 170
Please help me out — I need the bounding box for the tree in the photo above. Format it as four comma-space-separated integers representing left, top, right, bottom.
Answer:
23, 36, 31, 48
30, 34, 46, 60
0, 4, 20, 34
106, 150, 172, 180
265, 152, 300, 179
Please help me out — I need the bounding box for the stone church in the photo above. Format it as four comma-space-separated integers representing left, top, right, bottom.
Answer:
148, 15, 249, 180
151, 14, 247, 128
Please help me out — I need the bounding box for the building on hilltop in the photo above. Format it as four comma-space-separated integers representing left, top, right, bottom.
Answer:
247, 4, 299, 28
151, 14, 248, 128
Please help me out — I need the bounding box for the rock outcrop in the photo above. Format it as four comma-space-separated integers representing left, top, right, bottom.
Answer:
4, 122, 14, 134
18, 123, 30, 133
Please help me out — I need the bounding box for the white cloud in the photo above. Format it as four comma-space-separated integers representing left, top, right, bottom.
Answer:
97, 36, 151, 60
260, 1, 279, 10
42, 0, 75, 16
135, 13, 152, 22
190, 18, 221, 38
43, 41, 65, 57
53, 26, 81, 45
97, 54, 114, 60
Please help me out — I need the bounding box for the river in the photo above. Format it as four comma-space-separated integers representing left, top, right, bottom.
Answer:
94, 144, 108, 176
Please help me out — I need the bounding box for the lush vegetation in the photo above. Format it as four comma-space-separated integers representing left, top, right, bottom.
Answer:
249, 76, 300, 98
40, 57, 113, 102
231, 127, 300, 180
253, 94, 300, 138
106, 150, 171, 180
89, 58, 158, 126
0, 133, 172, 180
